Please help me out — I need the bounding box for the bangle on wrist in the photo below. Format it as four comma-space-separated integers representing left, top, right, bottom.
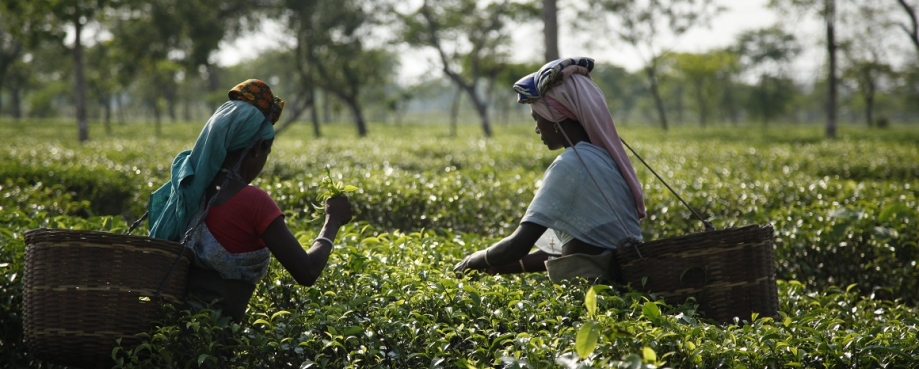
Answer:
483, 248, 493, 268
519, 259, 526, 273
315, 237, 334, 246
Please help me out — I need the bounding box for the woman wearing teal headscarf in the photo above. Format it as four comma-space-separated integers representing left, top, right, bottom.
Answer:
147, 79, 354, 321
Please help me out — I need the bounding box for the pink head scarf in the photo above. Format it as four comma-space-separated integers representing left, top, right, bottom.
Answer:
530, 66, 646, 219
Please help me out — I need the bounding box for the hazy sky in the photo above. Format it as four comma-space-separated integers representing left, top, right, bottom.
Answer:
216, 0, 822, 82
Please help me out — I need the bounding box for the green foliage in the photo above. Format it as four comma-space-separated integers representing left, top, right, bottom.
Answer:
26, 81, 70, 118
0, 210, 35, 367
1, 120, 918, 367
317, 164, 359, 201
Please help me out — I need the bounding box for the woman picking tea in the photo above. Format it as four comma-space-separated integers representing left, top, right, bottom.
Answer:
453, 58, 645, 282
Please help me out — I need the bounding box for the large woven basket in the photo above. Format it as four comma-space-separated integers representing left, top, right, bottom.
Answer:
23, 228, 192, 368
614, 224, 778, 324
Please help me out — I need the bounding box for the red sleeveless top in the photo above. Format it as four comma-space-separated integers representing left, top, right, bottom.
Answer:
205, 186, 283, 253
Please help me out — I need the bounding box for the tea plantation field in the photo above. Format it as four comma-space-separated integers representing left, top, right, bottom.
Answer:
1, 120, 917, 368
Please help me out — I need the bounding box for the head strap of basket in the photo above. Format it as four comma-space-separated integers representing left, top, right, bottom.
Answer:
146, 80, 280, 242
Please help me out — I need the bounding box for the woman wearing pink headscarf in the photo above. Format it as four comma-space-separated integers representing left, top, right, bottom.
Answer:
453, 57, 645, 283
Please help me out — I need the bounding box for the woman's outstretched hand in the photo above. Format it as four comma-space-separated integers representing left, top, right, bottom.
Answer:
452, 250, 489, 277
325, 195, 353, 226
452, 255, 472, 276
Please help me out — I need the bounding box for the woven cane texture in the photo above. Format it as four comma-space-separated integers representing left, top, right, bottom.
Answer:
23, 228, 192, 368
615, 224, 778, 324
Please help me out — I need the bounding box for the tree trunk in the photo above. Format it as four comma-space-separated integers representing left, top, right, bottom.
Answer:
323, 93, 331, 123
695, 83, 707, 126
864, 74, 875, 127
760, 73, 770, 125
183, 97, 192, 121
116, 93, 126, 124
309, 92, 320, 137
103, 97, 112, 134
463, 84, 492, 137
825, 0, 838, 138
542, 0, 559, 62
645, 66, 669, 130
450, 87, 461, 137
722, 78, 739, 125
73, 19, 89, 143
345, 98, 367, 137
164, 87, 177, 122
206, 64, 220, 112
275, 90, 313, 136
897, 0, 919, 54
152, 101, 162, 136
0, 41, 22, 118
865, 94, 874, 127
674, 84, 684, 124
11, 87, 21, 119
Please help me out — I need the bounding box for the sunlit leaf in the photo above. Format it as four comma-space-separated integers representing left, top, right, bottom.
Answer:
642, 346, 657, 363
585, 286, 598, 318
575, 322, 599, 359
642, 302, 661, 320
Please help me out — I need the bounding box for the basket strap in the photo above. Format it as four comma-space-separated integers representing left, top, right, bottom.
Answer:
541, 99, 640, 239
544, 100, 713, 234
619, 138, 714, 232
126, 212, 149, 235
127, 212, 190, 298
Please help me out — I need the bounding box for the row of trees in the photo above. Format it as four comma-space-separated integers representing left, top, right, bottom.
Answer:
0, 0, 917, 141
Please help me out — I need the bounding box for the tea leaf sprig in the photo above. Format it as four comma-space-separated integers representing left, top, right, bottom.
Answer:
312, 164, 358, 222
317, 164, 359, 201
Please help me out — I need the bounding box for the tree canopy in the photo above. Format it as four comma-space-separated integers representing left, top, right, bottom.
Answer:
0, 0, 918, 139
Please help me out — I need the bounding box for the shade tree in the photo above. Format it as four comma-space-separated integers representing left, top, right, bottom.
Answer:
769, 0, 841, 137
837, 1, 901, 127
1, 0, 119, 142
896, 0, 919, 55
580, 0, 724, 130
589, 63, 648, 125
402, 0, 534, 137
666, 51, 738, 126
0, 17, 24, 116
275, 0, 395, 137
732, 26, 801, 124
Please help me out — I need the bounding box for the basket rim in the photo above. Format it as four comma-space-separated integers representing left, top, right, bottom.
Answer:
640, 224, 773, 241
625, 223, 774, 249
24, 228, 184, 246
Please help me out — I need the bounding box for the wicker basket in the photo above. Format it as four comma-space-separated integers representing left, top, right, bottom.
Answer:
614, 224, 778, 324
23, 228, 192, 368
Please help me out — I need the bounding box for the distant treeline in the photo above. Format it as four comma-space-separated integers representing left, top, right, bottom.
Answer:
1, 0, 917, 139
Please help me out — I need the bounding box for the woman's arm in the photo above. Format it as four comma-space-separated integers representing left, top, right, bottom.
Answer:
453, 221, 547, 274
486, 250, 551, 274
262, 196, 353, 286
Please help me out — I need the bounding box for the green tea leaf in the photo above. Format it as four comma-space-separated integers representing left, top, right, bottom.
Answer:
878, 203, 914, 222
575, 322, 599, 359
642, 302, 661, 320
642, 346, 657, 363
343, 326, 363, 337
585, 286, 598, 318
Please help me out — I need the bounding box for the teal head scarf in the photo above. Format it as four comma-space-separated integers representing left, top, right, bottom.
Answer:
147, 100, 276, 241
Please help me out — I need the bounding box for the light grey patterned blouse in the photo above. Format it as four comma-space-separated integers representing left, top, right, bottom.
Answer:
189, 224, 270, 284
523, 142, 643, 253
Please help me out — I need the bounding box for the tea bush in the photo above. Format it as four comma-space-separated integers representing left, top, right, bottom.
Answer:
1, 120, 917, 368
